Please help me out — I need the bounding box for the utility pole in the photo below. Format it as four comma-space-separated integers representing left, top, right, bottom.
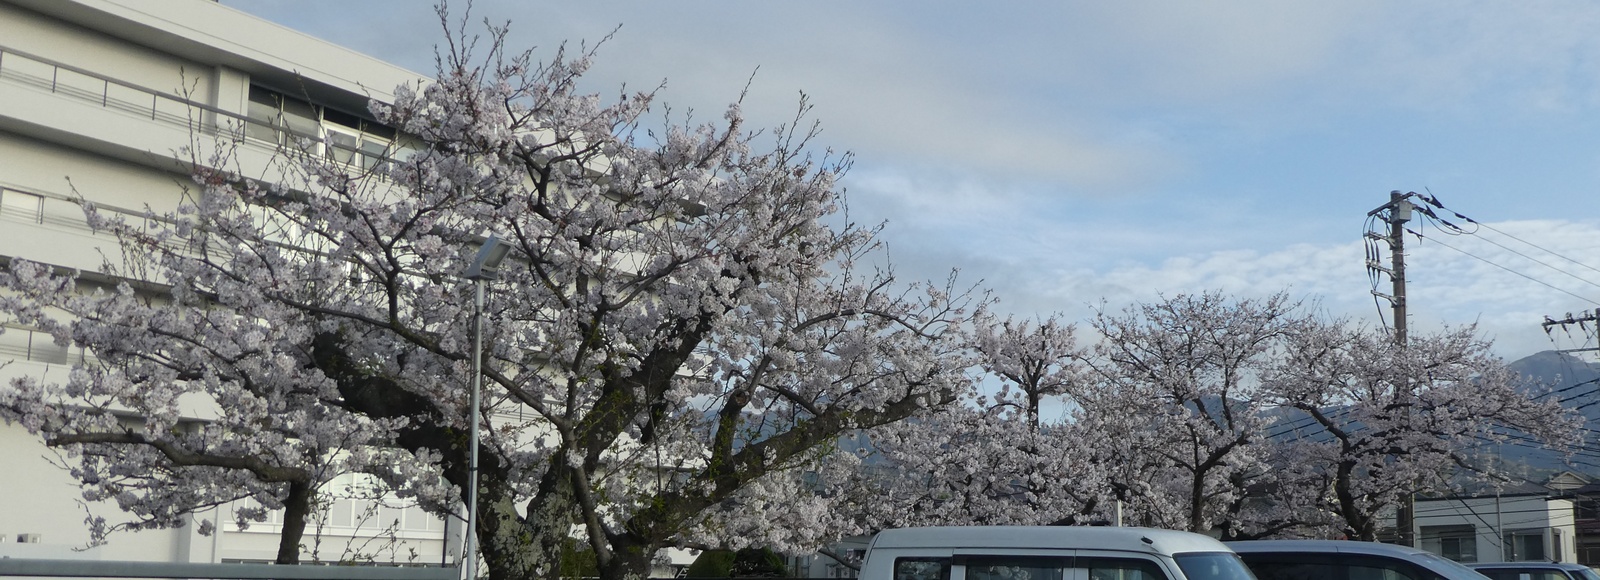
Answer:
1366, 190, 1416, 546
1542, 310, 1600, 354
1389, 192, 1410, 347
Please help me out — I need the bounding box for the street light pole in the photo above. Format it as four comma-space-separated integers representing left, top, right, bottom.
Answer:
465, 277, 483, 580
463, 233, 508, 580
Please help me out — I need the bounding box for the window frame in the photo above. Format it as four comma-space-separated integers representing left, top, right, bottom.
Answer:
0, 188, 45, 224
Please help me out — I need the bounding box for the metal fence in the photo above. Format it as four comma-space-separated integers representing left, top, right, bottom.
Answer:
0, 559, 457, 580
0, 561, 853, 580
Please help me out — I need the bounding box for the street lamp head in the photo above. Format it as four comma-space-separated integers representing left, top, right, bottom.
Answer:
465, 232, 510, 280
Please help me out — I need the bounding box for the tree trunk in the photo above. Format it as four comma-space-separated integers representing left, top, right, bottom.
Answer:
1189, 469, 1208, 533
478, 463, 580, 580
1332, 459, 1378, 540
276, 480, 313, 564
596, 534, 657, 580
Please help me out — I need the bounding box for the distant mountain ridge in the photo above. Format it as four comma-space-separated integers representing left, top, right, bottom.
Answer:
1484, 350, 1600, 477
1509, 350, 1600, 400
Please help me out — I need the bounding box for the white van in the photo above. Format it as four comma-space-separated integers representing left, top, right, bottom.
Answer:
860, 526, 1258, 580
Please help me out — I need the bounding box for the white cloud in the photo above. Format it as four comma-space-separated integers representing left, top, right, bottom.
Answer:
985, 219, 1600, 360
227, 1, 1600, 192
226, 0, 1600, 361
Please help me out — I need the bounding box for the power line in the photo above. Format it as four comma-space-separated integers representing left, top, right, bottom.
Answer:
1365, 214, 1396, 334
1416, 191, 1600, 281
1410, 191, 1600, 353
1406, 227, 1600, 308
1440, 226, 1600, 293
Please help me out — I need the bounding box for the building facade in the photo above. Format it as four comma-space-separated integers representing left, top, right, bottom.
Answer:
1406, 474, 1595, 565
0, 0, 453, 565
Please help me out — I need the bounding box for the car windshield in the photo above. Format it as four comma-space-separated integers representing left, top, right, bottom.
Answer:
1174, 552, 1258, 580
1571, 568, 1600, 580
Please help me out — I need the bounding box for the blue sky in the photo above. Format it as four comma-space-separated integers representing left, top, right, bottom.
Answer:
227, 0, 1600, 360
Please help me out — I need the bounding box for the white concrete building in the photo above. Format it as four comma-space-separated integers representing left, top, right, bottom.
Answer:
1414, 493, 1577, 564
0, 0, 451, 565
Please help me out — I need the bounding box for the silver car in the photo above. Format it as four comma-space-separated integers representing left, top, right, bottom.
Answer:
1469, 562, 1600, 580
1227, 540, 1490, 580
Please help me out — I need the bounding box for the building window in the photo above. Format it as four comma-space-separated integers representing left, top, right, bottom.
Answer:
317, 473, 444, 532
244, 85, 399, 170
0, 188, 44, 224
1422, 525, 1477, 562
320, 107, 396, 170
1578, 499, 1600, 521
246, 85, 320, 148
227, 473, 443, 533
1505, 529, 1550, 562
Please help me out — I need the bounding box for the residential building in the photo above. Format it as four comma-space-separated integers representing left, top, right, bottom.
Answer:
1410, 477, 1582, 564
1565, 479, 1600, 565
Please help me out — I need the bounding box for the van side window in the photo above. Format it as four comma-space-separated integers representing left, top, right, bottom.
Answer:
1235, 556, 1340, 580
897, 558, 952, 580
1345, 556, 1423, 580
1480, 571, 1567, 580
1349, 565, 1419, 580
963, 556, 1072, 580
1082, 557, 1170, 580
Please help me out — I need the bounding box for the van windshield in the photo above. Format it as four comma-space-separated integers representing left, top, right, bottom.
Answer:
1173, 552, 1258, 580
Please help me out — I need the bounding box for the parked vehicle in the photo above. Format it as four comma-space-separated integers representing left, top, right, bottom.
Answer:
1226, 540, 1489, 580
860, 526, 1257, 580
1469, 561, 1600, 580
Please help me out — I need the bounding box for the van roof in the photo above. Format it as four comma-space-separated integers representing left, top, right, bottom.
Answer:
1468, 562, 1591, 572
870, 526, 1232, 555
1225, 540, 1434, 557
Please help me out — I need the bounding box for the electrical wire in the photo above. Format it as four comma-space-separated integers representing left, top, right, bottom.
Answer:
1364, 214, 1394, 333
1419, 213, 1600, 294
1531, 376, 1600, 402
1376, 193, 1600, 354
1406, 227, 1600, 308
1417, 191, 1600, 280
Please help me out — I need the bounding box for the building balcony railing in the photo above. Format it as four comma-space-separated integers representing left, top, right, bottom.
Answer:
0, 322, 93, 366
0, 43, 401, 169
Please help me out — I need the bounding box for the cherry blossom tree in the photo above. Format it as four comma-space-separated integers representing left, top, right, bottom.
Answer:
1263, 322, 1580, 540
1214, 428, 1345, 540
857, 314, 1121, 529
1081, 291, 1305, 534
861, 294, 1317, 536
840, 291, 1576, 543
0, 255, 407, 564
0, 18, 981, 580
